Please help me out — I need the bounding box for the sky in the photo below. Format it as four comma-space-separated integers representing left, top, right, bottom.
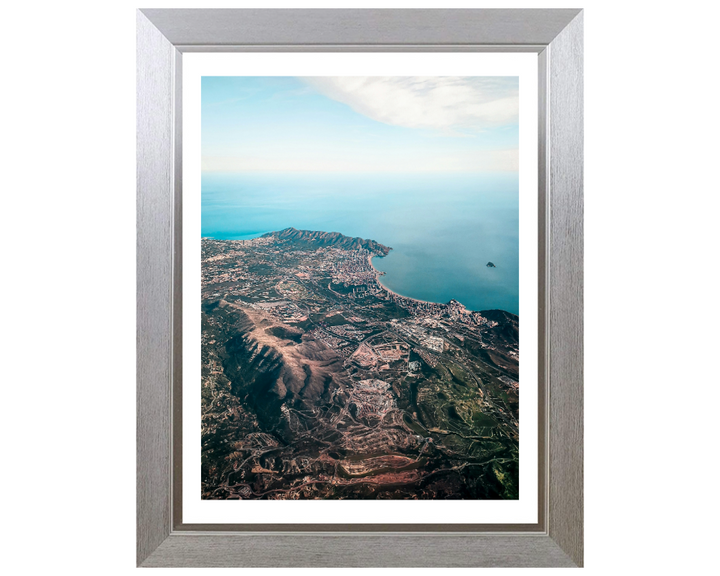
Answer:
201, 76, 519, 173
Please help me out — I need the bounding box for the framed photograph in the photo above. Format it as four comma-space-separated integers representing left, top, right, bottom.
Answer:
137, 8, 583, 568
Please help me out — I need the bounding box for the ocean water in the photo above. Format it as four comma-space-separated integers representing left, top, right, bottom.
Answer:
202, 172, 519, 315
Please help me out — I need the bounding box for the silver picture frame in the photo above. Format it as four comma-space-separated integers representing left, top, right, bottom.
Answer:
137, 8, 583, 567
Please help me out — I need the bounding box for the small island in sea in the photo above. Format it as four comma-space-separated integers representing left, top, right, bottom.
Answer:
201, 228, 519, 500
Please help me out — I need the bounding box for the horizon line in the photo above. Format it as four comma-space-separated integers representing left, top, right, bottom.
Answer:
200, 169, 519, 175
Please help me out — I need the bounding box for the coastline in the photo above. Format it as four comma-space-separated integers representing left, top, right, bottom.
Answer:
368, 253, 447, 308
204, 233, 516, 315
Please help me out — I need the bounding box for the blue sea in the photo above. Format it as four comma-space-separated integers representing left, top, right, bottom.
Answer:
202, 172, 519, 315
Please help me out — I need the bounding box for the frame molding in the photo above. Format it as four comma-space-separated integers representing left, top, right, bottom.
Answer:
137, 8, 583, 568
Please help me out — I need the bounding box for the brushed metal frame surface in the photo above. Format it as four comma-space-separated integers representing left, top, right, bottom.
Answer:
137, 8, 583, 568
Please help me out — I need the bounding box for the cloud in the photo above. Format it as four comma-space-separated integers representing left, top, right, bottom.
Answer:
302, 76, 518, 132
